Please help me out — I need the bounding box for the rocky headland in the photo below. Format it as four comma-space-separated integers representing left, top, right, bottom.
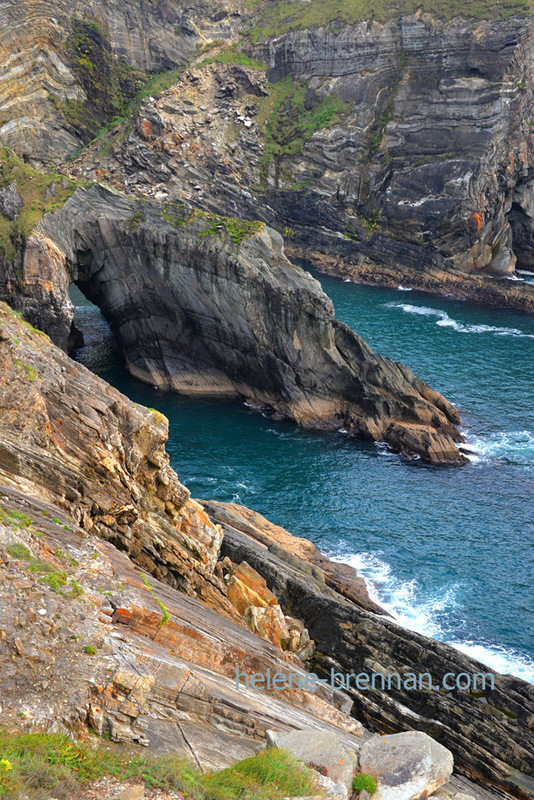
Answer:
0, 302, 533, 800
0, 1, 534, 799
0, 152, 465, 463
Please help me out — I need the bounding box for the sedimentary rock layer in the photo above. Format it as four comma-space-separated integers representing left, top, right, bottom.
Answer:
206, 500, 534, 800
0, 0, 249, 164
69, 17, 534, 308
0, 183, 464, 462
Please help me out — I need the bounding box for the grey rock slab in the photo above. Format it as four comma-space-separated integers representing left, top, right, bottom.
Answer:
267, 729, 358, 798
359, 731, 453, 800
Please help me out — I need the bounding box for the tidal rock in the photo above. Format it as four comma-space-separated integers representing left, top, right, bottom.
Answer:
3, 183, 464, 463
359, 732, 453, 800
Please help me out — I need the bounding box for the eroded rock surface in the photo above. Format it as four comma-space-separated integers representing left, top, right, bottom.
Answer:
206, 500, 534, 799
0, 185, 464, 462
359, 732, 454, 800
62, 16, 534, 311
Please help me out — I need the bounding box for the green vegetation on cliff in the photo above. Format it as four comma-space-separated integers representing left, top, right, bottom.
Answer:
246, 0, 532, 41
256, 75, 347, 186
0, 731, 316, 799
200, 43, 265, 69
0, 147, 78, 260
161, 203, 263, 251
61, 18, 146, 141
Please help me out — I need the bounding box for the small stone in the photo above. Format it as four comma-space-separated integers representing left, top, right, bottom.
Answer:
117, 786, 145, 800
112, 607, 132, 625
14, 637, 24, 656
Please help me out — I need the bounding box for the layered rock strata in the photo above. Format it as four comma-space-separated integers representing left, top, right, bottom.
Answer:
68, 19, 534, 310
1, 184, 464, 463
205, 500, 534, 800
0, 0, 250, 164
0, 300, 531, 798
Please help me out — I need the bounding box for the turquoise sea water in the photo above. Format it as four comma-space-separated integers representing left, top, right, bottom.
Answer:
70, 269, 534, 683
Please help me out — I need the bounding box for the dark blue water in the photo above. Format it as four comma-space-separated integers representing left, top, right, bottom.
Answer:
70, 270, 534, 682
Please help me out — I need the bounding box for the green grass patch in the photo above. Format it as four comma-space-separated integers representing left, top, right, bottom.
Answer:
245, 0, 532, 42
1, 506, 32, 530
6, 543, 31, 560
14, 360, 39, 382
161, 204, 263, 252
199, 43, 265, 69
200, 748, 317, 799
0, 731, 315, 800
0, 146, 78, 261
255, 74, 347, 186
353, 772, 377, 794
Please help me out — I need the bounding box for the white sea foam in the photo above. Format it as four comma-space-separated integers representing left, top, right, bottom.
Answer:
397, 285, 413, 292
330, 551, 534, 683
464, 429, 534, 465
385, 303, 534, 338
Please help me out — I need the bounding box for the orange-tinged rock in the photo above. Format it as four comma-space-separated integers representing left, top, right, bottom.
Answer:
243, 604, 290, 650
226, 561, 278, 616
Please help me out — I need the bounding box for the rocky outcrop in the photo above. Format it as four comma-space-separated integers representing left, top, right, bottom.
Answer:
0, 298, 233, 616
0, 491, 363, 770
0, 0, 251, 165
0, 183, 464, 462
359, 732, 454, 800
208, 500, 534, 799
69, 16, 534, 311
0, 298, 530, 799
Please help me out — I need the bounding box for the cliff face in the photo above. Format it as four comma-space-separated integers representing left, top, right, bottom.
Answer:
206, 500, 534, 800
0, 299, 234, 614
0, 0, 249, 165
0, 181, 465, 462
0, 303, 365, 759
69, 13, 534, 309
0, 302, 532, 800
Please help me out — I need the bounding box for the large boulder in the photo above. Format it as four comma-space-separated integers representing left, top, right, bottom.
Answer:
359, 732, 453, 800
266, 729, 358, 800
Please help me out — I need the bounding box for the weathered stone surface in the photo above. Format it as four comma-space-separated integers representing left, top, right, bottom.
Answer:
0, 486, 364, 766
201, 500, 388, 615
0, 299, 233, 617
0, 0, 251, 165
359, 732, 453, 800
0, 184, 464, 463
227, 561, 279, 615
266, 729, 358, 799
71, 23, 534, 312
211, 500, 534, 799
244, 605, 290, 650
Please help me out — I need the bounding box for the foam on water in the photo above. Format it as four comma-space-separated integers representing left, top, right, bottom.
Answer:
464, 429, 534, 465
397, 285, 413, 291
332, 552, 534, 682
385, 303, 534, 338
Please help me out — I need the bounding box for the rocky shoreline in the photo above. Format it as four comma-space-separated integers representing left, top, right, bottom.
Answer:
0, 302, 532, 799
0, 171, 466, 464
286, 246, 534, 316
